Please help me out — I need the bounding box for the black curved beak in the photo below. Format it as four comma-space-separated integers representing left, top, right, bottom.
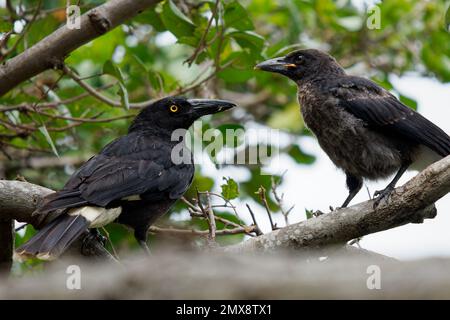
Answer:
188, 99, 236, 116
255, 57, 296, 74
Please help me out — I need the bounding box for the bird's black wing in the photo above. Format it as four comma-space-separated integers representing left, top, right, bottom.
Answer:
329, 76, 450, 157
36, 133, 193, 214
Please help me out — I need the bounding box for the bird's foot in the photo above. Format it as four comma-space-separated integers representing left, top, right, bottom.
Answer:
348, 237, 363, 246
313, 210, 325, 217
81, 229, 107, 256
90, 228, 107, 246
373, 186, 395, 209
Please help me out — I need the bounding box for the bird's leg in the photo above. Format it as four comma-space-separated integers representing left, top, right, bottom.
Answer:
134, 229, 151, 256
373, 163, 410, 208
341, 174, 363, 208
138, 240, 152, 255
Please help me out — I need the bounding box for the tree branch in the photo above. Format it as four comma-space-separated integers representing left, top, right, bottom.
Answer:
0, 156, 448, 261
0, 0, 162, 97
226, 156, 450, 253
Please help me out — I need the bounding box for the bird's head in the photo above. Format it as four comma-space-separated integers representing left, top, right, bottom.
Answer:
255, 49, 345, 82
129, 96, 236, 132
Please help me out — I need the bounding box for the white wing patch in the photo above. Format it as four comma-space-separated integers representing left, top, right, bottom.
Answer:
68, 206, 122, 228
121, 194, 141, 201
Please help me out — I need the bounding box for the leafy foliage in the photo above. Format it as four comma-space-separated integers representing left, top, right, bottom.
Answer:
221, 177, 239, 200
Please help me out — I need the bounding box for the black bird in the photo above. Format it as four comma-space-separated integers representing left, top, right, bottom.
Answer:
16, 97, 235, 260
256, 49, 450, 208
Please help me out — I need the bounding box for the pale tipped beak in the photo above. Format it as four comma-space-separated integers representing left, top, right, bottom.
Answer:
255, 57, 295, 73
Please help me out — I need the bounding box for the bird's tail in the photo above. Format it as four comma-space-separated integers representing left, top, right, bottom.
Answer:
15, 214, 89, 261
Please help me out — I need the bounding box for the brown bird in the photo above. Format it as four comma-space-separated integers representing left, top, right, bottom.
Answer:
256, 49, 450, 208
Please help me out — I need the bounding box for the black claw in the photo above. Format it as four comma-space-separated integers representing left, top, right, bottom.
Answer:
373, 186, 394, 209
312, 210, 325, 217
90, 229, 107, 246
81, 230, 109, 257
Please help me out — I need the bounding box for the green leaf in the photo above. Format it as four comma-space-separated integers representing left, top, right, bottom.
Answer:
221, 177, 239, 200
103, 60, 125, 82
5, 110, 21, 125
148, 72, 164, 92
15, 224, 37, 247
0, 19, 12, 32
216, 123, 245, 148
177, 36, 199, 46
224, 1, 254, 31
103, 60, 129, 109
218, 68, 254, 83
399, 94, 418, 111
135, 7, 165, 31
445, 5, 450, 32
305, 209, 313, 220
118, 82, 130, 110
131, 54, 149, 72
38, 125, 59, 157
159, 0, 196, 38
267, 102, 303, 132
288, 145, 316, 165
228, 30, 264, 55
268, 43, 303, 58
185, 174, 215, 199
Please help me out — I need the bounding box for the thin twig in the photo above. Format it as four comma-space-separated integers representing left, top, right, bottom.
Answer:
271, 174, 294, 226
62, 65, 127, 108
0, 83, 115, 112
246, 204, 263, 236
205, 191, 217, 242
31, 109, 134, 123
184, 0, 219, 66
0, 0, 42, 62
258, 186, 277, 231
198, 191, 241, 221
183, 193, 256, 236
101, 227, 120, 260
148, 225, 254, 236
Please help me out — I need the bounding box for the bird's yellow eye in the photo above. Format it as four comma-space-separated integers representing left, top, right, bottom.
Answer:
169, 105, 179, 113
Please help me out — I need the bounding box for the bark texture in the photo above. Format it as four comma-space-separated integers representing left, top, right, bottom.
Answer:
0, 0, 162, 96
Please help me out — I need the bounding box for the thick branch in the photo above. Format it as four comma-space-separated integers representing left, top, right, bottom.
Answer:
1, 156, 448, 258
226, 156, 450, 253
0, 180, 53, 226
0, 0, 162, 96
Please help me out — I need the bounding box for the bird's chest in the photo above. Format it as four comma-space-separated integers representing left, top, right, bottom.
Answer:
298, 92, 401, 178
298, 91, 360, 143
